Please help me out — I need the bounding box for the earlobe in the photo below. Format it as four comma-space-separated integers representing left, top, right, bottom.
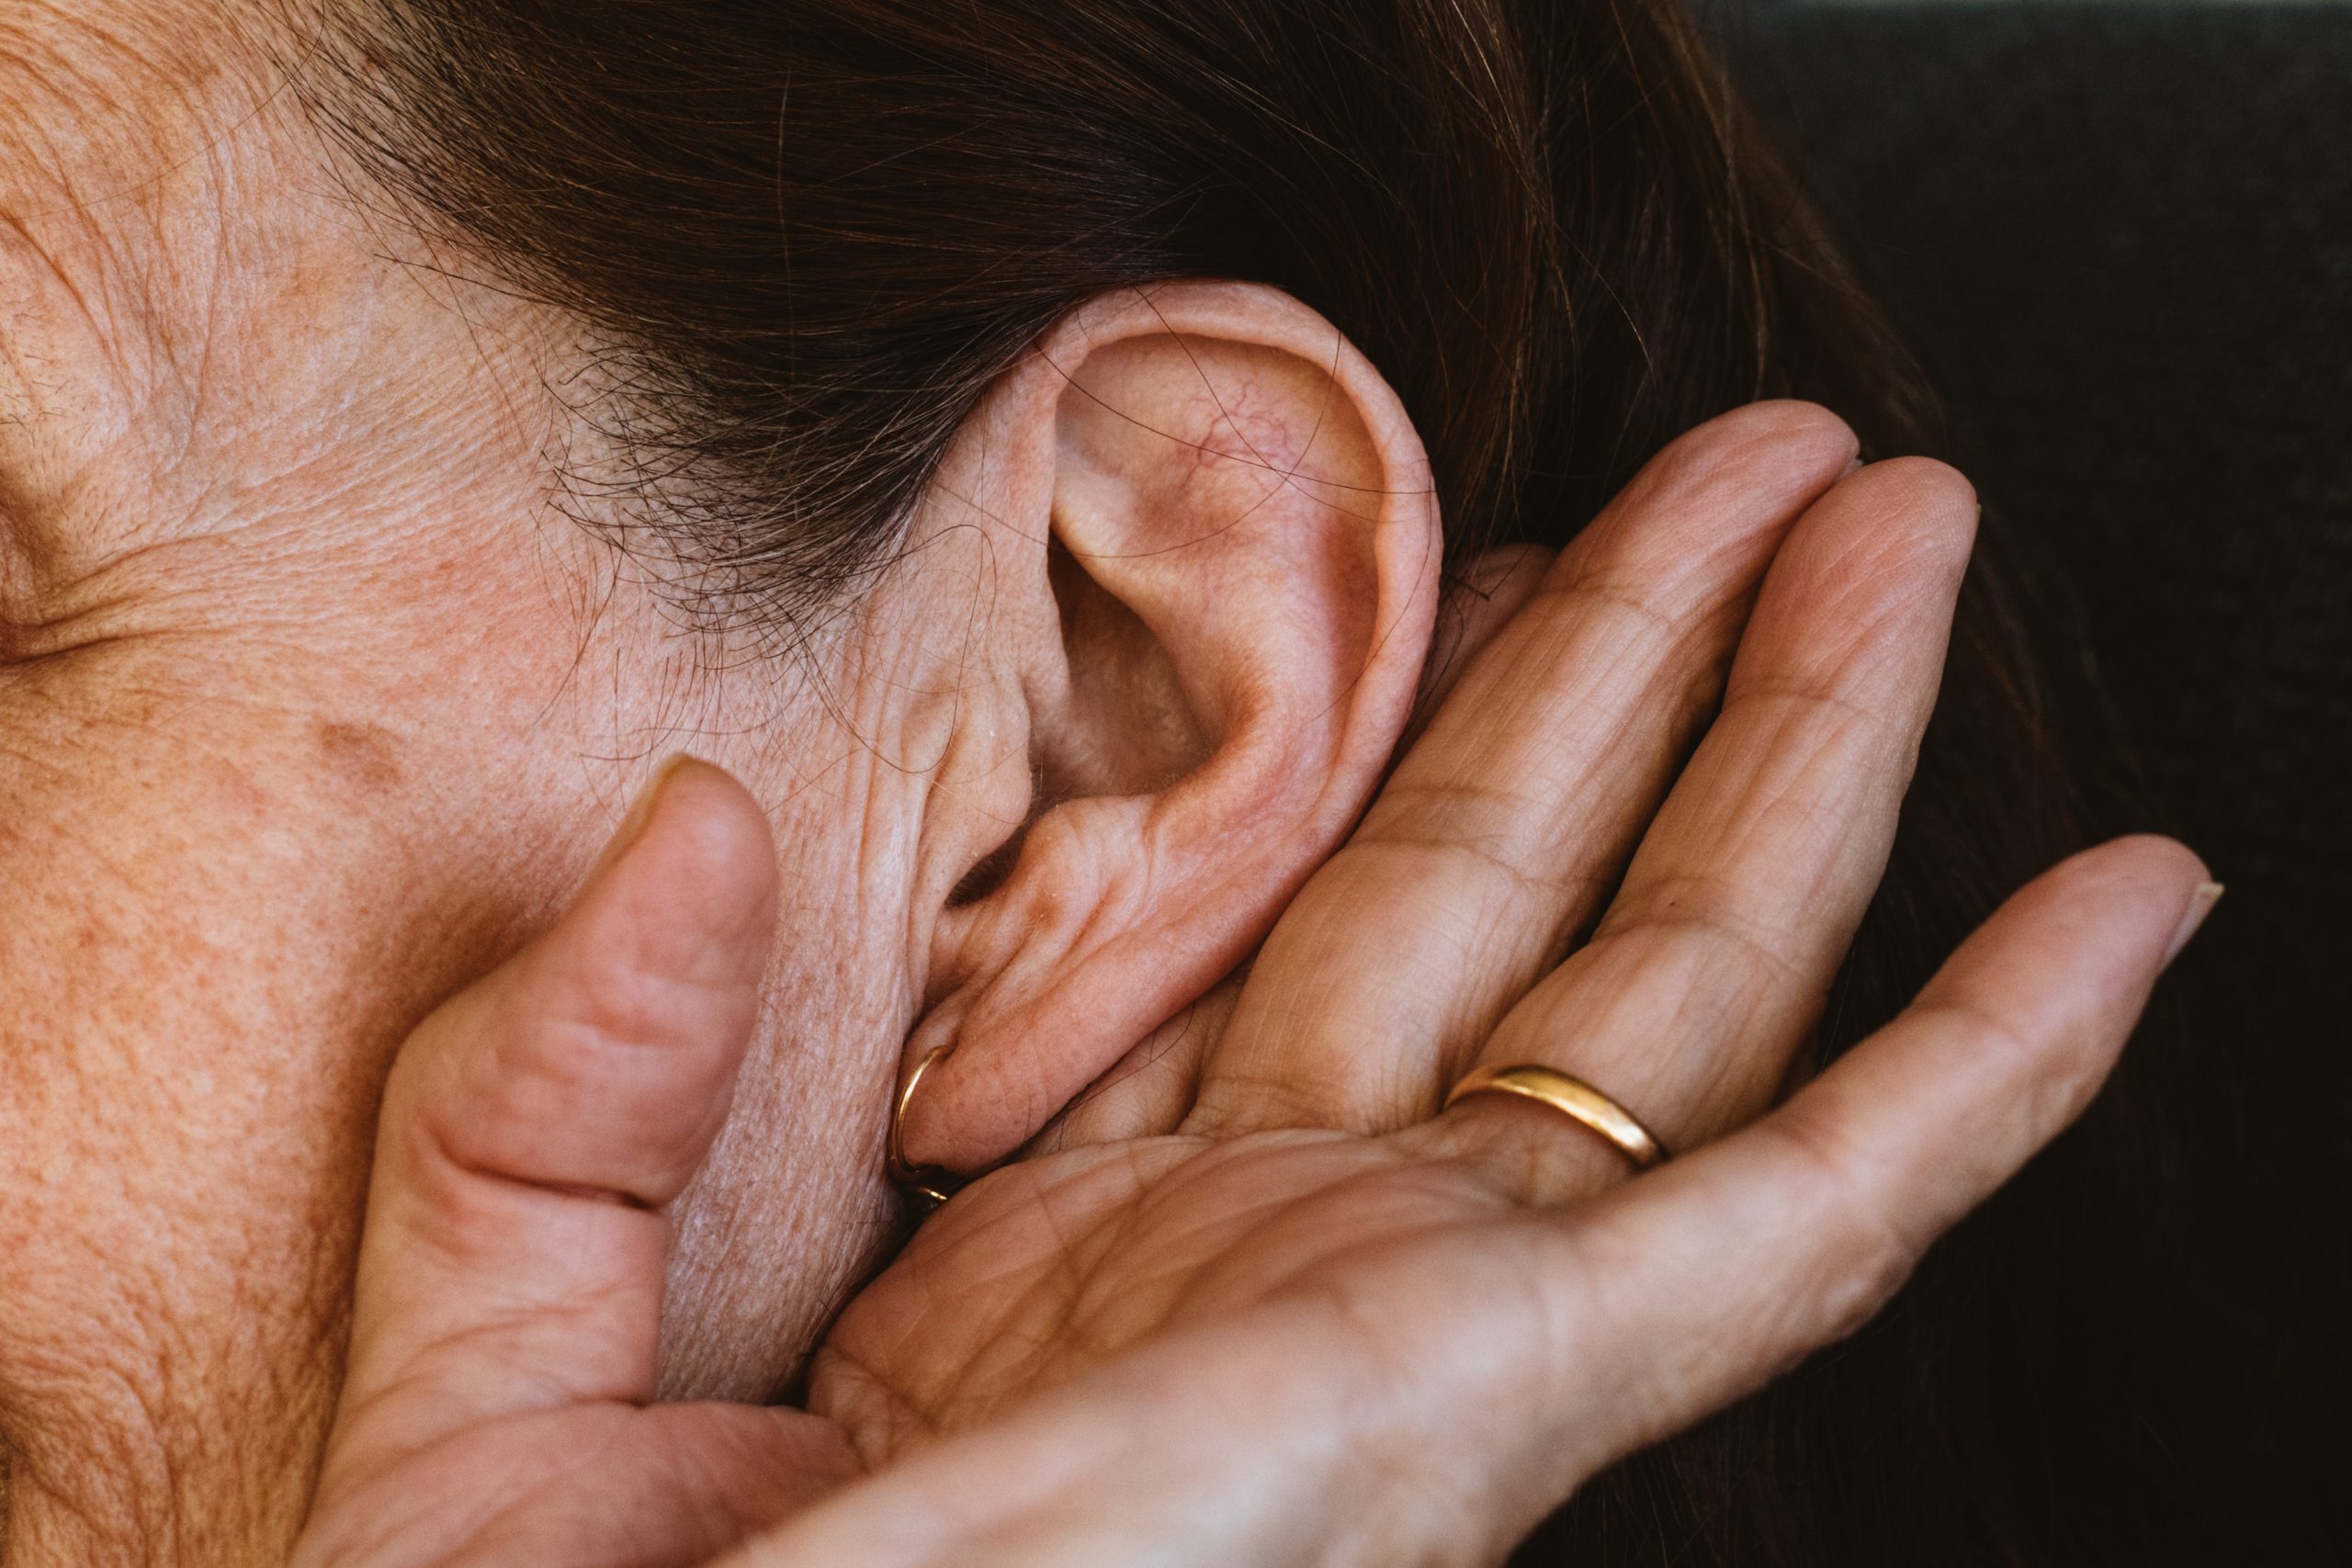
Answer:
899, 284, 1442, 1172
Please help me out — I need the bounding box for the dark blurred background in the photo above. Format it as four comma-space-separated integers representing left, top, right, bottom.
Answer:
1724, 0, 2348, 1526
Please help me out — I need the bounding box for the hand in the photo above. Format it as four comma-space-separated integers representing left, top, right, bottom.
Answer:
766, 405, 2213, 1562
292, 405, 2216, 1567
290, 760, 862, 1568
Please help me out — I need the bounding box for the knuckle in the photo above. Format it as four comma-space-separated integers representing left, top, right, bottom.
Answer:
554, 957, 716, 1057
1754, 1114, 1921, 1339
418, 959, 735, 1185
1600, 875, 1804, 988
1809, 1231, 1918, 1346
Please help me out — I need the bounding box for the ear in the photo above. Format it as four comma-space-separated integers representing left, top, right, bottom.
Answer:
898, 283, 1442, 1171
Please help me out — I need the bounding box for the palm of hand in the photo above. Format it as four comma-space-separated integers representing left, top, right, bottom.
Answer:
313, 1132, 1495, 1567
814, 1129, 1495, 1452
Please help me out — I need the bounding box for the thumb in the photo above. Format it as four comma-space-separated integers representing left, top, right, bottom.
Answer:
326, 756, 777, 1474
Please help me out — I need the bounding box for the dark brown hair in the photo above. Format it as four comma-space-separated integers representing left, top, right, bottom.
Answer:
297, 1, 2307, 1560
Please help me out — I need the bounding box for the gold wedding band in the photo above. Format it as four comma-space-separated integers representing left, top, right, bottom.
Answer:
887, 1046, 964, 1215
1442, 1063, 1669, 1171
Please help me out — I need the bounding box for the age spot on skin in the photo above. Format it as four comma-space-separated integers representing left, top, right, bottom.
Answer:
313, 718, 403, 796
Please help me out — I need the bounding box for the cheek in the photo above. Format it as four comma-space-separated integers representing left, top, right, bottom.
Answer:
0, 645, 582, 1515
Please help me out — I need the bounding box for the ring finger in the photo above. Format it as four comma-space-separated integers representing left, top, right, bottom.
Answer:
1415, 457, 1978, 1198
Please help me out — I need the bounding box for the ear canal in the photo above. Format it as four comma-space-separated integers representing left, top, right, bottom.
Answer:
1038, 532, 1213, 801
901, 283, 1442, 1173
944, 525, 1199, 912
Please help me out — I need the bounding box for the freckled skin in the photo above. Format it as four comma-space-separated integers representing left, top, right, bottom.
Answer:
0, 8, 973, 1558
0, 16, 2200, 1564
0, 9, 1436, 1562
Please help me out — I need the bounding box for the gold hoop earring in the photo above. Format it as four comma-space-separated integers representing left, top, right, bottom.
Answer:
887, 1046, 966, 1216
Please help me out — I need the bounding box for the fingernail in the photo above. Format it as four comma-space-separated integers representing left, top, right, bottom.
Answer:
2162, 880, 2224, 966
1840, 454, 1865, 478
589, 754, 694, 884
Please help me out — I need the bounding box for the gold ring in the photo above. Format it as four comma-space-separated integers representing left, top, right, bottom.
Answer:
887, 1046, 966, 1216
1442, 1063, 1668, 1171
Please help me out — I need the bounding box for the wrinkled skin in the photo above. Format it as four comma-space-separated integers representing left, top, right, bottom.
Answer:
1, 6, 2214, 1564
1, 6, 1478, 1553
1, 12, 922, 1553
288, 428, 2217, 1565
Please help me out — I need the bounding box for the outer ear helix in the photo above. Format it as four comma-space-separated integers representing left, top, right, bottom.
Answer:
887, 1045, 980, 1218
894, 281, 1443, 1174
